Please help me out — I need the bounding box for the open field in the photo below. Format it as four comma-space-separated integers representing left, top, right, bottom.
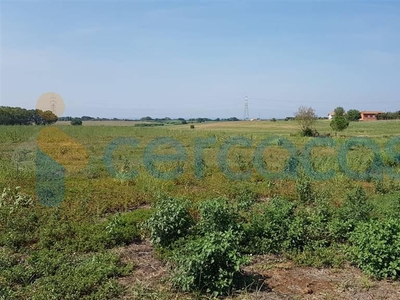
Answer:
1, 120, 400, 299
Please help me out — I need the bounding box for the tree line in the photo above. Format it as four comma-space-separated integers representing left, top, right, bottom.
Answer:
0, 106, 58, 125
376, 111, 400, 120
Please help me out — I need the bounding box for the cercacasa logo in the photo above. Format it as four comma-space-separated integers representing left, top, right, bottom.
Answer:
33, 92, 400, 207
35, 93, 88, 207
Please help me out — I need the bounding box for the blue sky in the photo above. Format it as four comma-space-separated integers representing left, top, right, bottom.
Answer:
1, 0, 399, 119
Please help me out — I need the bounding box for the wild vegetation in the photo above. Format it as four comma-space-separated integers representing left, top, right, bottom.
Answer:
0, 119, 400, 299
0, 106, 58, 126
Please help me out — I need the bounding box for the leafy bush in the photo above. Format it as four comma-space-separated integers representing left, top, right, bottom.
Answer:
284, 206, 330, 252
70, 117, 83, 125
243, 197, 295, 254
144, 198, 194, 247
350, 219, 400, 279
196, 198, 243, 235
296, 175, 313, 203
170, 230, 248, 296
105, 209, 153, 247
329, 186, 372, 242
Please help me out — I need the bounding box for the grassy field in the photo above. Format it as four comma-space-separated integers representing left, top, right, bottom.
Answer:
1, 120, 400, 299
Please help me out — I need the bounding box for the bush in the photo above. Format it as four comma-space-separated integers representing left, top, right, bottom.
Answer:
350, 219, 400, 279
243, 197, 295, 254
329, 186, 372, 242
196, 198, 243, 235
296, 175, 313, 203
190, 124, 195, 129
300, 127, 315, 137
70, 118, 82, 125
105, 209, 153, 247
144, 198, 194, 247
170, 230, 248, 296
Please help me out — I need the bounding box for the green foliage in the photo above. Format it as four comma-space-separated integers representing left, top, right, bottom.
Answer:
0, 250, 130, 300
300, 127, 316, 137
330, 115, 349, 133
329, 186, 372, 242
170, 230, 248, 296
347, 109, 361, 121
0, 106, 58, 125
144, 198, 194, 247
289, 244, 347, 268
350, 219, 400, 279
196, 198, 243, 235
71, 117, 83, 125
0, 187, 39, 250
334, 107, 345, 117
294, 106, 317, 136
105, 209, 153, 247
134, 123, 165, 127
296, 175, 314, 203
284, 206, 330, 252
243, 197, 295, 254
373, 179, 388, 195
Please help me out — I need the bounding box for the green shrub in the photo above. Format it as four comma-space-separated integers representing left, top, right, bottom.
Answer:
289, 244, 347, 268
373, 179, 388, 195
70, 118, 83, 125
350, 219, 400, 279
284, 207, 330, 252
296, 175, 313, 203
243, 197, 295, 254
105, 209, 153, 247
144, 198, 194, 247
329, 186, 372, 242
170, 230, 248, 296
196, 198, 243, 235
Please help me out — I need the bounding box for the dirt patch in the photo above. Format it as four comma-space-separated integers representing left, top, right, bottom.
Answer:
115, 240, 166, 287
114, 242, 400, 299
238, 255, 400, 299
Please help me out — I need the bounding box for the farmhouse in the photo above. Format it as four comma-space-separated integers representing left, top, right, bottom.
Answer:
328, 112, 335, 120
360, 111, 384, 121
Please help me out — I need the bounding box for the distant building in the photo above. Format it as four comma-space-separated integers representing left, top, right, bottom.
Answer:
328, 112, 335, 120
360, 111, 384, 121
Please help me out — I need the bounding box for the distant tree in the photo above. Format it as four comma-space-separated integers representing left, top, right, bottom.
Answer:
294, 106, 317, 136
71, 117, 83, 126
347, 109, 361, 121
334, 107, 345, 117
39, 110, 58, 125
271, 118, 277, 122
140, 116, 153, 121
227, 117, 239, 121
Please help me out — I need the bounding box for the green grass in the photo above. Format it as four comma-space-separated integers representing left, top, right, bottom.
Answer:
0, 119, 400, 298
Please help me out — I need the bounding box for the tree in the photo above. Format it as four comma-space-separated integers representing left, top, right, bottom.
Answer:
330, 116, 349, 135
39, 110, 58, 125
71, 117, 83, 125
347, 109, 361, 121
294, 106, 317, 136
334, 107, 345, 117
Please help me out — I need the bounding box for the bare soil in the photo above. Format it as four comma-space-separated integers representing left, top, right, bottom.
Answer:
115, 240, 400, 300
